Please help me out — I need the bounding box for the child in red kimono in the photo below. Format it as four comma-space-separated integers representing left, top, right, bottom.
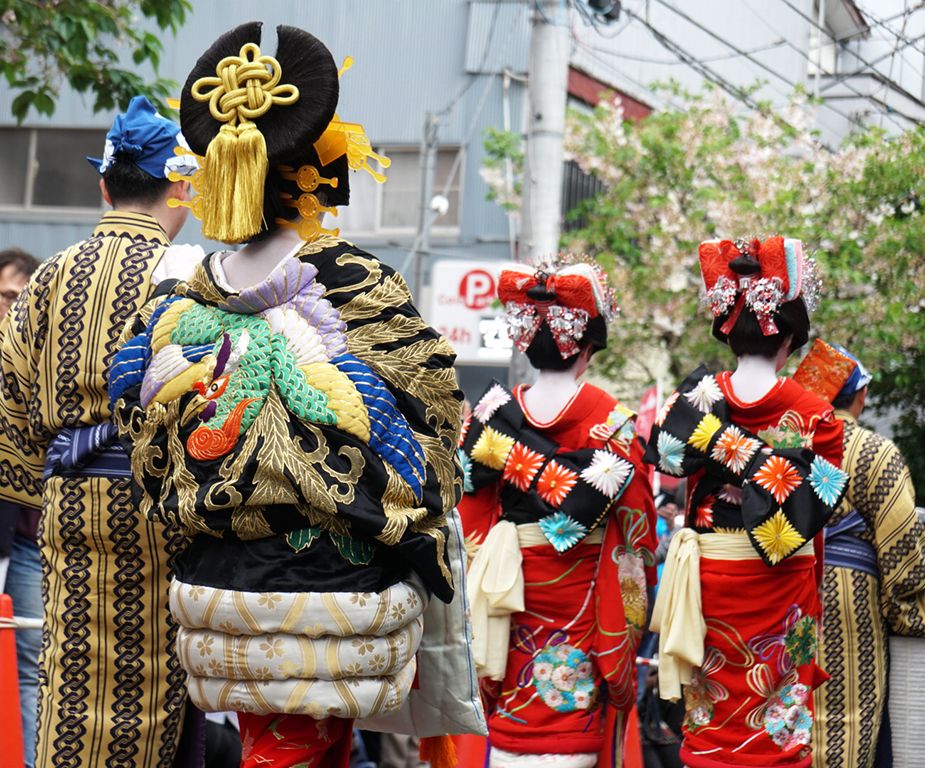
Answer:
645, 237, 848, 768
458, 260, 657, 767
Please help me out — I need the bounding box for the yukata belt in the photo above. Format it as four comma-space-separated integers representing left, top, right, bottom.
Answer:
467, 519, 604, 682
649, 528, 814, 702
824, 509, 878, 578
42, 422, 131, 480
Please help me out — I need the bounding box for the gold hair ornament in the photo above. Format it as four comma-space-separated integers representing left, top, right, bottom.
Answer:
170, 55, 391, 245
189, 42, 299, 242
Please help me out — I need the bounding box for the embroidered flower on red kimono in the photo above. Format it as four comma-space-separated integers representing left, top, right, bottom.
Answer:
688, 413, 723, 452
753, 455, 802, 504
694, 494, 716, 528
536, 460, 579, 506
783, 615, 817, 667
751, 510, 805, 565
471, 425, 515, 470
808, 455, 848, 507
473, 383, 511, 423
655, 391, 679, 427
531, 643, 598, 713
503, 442, 545, 491
580, 449, 633, 498
683, 646, 729, 729
750, 605, 809, 676
457, 448, 474, 493
538, 511, 587, 552
617, 552, 647, 628
657, 431, 685, 475
684, 374, 723, 413
711, 425, 761, 473
763, 683, 812, 751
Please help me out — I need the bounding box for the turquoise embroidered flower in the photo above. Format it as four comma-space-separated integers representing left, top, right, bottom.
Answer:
538, 512, 588, 552
808, 456, 847, 507
532, 643, 597, 713
657, 431, 686, 476
458, 448, 474, 493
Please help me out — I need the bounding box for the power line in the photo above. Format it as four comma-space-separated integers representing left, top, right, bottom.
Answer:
652, 0, 871, 130
742, 0, 917, 130
619, 6, 777, 118
777, 0, 925, 105
852, 0, 925, 55
577, 36, 788, 66
438, 0, 504, 118
879, 0, 914, 128
624, 0, 854, 136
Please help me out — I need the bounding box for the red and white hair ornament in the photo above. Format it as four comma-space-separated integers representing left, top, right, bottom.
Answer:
699, 236, 820, 336
498, 256, 618, 359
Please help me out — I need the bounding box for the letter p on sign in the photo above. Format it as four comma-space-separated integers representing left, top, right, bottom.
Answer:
459, 269, 495, 310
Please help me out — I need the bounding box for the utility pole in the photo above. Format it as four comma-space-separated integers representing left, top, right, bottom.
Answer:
511, 0, 571, 386
411, 111, 439, 301
521, 0, 570, 262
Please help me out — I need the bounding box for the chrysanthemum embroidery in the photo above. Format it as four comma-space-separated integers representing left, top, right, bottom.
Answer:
538, 511, 588, 552
657, 432, 685, 475
470, 426, 515, 470
688, 413, 723, 453
754, 455, 801, 504
711, 426, 760, 473
503, 443, 545, 492
808, 456, 847, 507
694, 494, 716, 528
458, 448, 474, 492
655, 391, 679, 427
752, 510, 805, 564
473, 383, 511, 423
685, 375, 723, 413
537, 461, 579, 507
580, 450, 633, 498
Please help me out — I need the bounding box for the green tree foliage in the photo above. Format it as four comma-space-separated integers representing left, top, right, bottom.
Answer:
482, 85, 925, 500
0, 0, 189, 121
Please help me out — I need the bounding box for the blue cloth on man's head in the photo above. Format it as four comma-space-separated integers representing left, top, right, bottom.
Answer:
86, 95, 183, 179
832, 343, 872, 400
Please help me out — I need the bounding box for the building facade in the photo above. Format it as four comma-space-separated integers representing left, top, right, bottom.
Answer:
1, 0, 921, 398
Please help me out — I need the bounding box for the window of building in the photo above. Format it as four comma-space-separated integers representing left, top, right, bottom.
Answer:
377, 147, 461, 232
0, 127, 106, 210
808, 1, 838, 76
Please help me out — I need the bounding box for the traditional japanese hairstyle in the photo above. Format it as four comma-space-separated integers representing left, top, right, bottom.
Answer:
498, 257, 618, 371
171, 22, 389, 244
699, 236, 820, 357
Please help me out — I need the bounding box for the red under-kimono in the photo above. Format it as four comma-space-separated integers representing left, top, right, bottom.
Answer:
675, 373, 844, 768
459, 381, 657, 764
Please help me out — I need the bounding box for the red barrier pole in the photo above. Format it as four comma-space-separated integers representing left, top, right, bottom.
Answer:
0, 594, 25, 768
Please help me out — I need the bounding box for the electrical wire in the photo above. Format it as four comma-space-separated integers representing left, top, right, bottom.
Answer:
576, 37, 788, 66
879, 0, 914, 128
742, 0, 918, 130
652, 0, 868, 129
438, 0, 504, 118
852, 0, 925, 54
776, 0, 925, 104
617, 5, 801, 129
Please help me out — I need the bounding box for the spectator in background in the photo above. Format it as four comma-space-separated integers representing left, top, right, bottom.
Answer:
0, 247, 40, 768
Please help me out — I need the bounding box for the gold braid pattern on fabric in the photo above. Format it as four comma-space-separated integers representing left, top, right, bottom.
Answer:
184, 43, 299, 244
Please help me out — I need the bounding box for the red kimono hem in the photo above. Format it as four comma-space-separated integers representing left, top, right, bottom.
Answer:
680, 745, 812, 768
490, 731, 603, 757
